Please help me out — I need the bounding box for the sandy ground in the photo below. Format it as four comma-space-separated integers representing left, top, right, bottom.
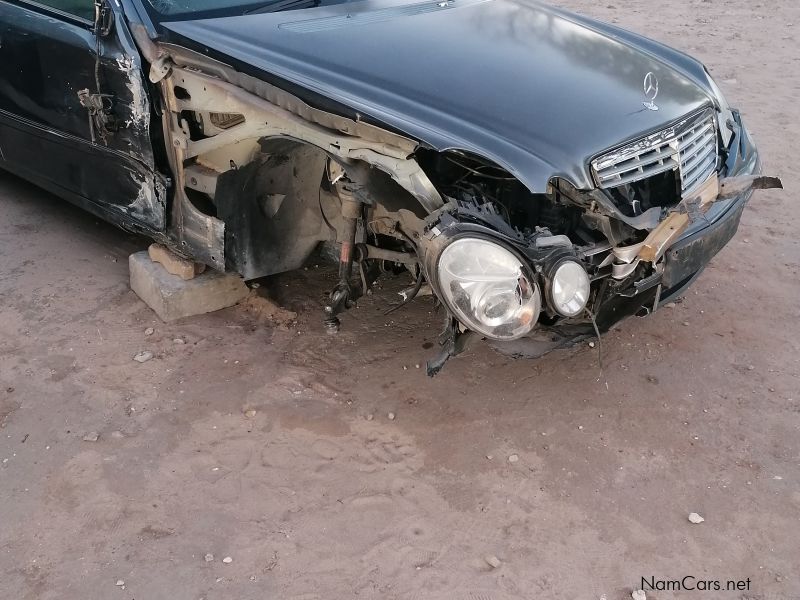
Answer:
1, 1, 799, 599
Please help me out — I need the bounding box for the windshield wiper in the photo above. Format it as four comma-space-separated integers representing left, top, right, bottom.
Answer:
244, 0, 320, 14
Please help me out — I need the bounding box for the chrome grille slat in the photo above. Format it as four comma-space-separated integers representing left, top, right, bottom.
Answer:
678, 121, 715, 149
599, 160, 679, 187
680, 132, 715, 159
591, 110, 718, 196
682, 155, 717, 192
598, 148, 677, 179
680, 132, 716, 161
681, 142, 716, 175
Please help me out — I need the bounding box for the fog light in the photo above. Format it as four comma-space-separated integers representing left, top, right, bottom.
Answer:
549, 260, 591, 317
437, 238, 541, 341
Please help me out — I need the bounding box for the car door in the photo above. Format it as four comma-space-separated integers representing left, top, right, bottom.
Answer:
0, 0, 166, 231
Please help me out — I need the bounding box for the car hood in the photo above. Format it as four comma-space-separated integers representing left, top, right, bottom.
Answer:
161, 0, 714, 192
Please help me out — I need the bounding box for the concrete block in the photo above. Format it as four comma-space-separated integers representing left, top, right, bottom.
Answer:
130, 252, 249, 322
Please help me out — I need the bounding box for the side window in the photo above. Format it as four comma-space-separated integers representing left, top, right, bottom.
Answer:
24, 0, 96, 21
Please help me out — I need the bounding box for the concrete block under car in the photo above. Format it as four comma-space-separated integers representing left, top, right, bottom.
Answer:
129, 251, 249, 322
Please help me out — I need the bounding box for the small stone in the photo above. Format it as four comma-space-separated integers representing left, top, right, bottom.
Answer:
173, 338, 186, 345
110, 431, 125, 439
366, 414, 374, 421
688, 513, 705, 524
244, 409, 257, 419
144, 327, 154, 336
664, 302, 677, 309
115, 580, 125, 587
632, 591, 647, 600
387, 412, 396, 421
83, 432, 99, 442
484, 555, 501, 569
222, 556, 233, 564
204, 553, 214, 562
747, 365, 755, 371
588, 341, 596, 349
683, 321, 690, 327
508, 454, 519, 463
133, 351, 153, 363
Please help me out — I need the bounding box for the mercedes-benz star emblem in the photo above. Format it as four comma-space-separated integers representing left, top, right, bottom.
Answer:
643, 72, 660, 111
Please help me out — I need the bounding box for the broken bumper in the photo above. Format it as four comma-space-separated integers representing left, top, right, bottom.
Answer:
494, 187, 752, 360
660, 191, 747, 294
496, 128, 764, 359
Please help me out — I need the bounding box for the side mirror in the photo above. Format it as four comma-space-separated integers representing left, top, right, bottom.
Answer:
94, 0, 115, 37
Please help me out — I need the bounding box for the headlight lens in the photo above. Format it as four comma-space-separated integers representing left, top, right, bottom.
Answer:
437, 238, 540, 340
549, 260, 591, 317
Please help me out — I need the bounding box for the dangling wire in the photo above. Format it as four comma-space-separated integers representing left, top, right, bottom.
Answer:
384, 267, 424, 316
585, 307, 604, 379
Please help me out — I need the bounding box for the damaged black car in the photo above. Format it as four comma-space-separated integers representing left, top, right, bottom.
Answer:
0, 0, 781, 373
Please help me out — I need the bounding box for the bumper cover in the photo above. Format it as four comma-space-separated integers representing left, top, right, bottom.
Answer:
493, 115, 768, 360
492, 190, 750, 359
661, 193, 746, 290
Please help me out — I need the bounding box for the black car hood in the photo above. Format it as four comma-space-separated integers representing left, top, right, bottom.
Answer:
162, 0, 714, 192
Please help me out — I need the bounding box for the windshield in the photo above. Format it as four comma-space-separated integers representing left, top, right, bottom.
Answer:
147, 0, 320, 18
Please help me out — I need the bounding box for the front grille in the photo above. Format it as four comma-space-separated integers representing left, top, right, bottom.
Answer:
591, 110, 719, 195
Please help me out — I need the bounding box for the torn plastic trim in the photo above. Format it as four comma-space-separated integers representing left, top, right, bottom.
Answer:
607, 173, 782, 279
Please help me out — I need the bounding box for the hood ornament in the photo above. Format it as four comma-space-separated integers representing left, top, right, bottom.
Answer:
643, 72, 660, 111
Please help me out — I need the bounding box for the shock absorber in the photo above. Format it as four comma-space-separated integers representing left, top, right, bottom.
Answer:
323, 180, 364, 333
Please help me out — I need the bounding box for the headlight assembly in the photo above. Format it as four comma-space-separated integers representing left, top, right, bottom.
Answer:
436, 238, 541, 341
547, 259, 591, 317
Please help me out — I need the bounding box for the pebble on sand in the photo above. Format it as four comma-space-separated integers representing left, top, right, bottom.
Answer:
484, 555, 501, 569
133, 351, 153, 363
508, 454, 519, 463
244, 409, 257, 419
83, 432, 99, 442
387, 412, 396, 421
222, 556, 233, 564
632, 591, 647, 600
204, 553, 214, 562
144, 327, 154, 336
115, 580, 125, 587
688, 513, 705, 524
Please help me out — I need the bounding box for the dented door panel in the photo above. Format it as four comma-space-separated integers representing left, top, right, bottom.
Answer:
0, 0, 164, 231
